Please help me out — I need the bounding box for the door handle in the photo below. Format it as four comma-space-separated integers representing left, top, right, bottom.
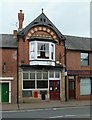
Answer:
6, 91, 8, 93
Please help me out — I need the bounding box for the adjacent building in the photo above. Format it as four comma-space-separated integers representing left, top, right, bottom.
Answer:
0, 10, 92, 103
65, 36, 92, 100
0, 34, 17, 103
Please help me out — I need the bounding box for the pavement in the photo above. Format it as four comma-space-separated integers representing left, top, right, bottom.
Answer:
0, 100, 91, 111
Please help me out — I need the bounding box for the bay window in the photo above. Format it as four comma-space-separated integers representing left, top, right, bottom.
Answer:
29, 41, 55, 61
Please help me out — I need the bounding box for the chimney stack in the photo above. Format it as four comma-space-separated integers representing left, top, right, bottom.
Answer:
18, 10, 24, 30
13, 30, 17, 38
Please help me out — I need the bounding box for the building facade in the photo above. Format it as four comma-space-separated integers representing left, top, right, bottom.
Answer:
17, 10, 66, 102
0, 10, 92, 103
65, 36, 92, 100
0, 34, 17, 103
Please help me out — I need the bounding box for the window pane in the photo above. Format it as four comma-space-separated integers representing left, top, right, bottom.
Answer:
81, 59, 88, 66
23, 81, 35, 89
80, 78, 91, 95
69, 81, 74, 90
49, 71, 54, 78
81, 53, 88, 66
30, 42, 35, 59
37, 81, 48, 88
43, 72, 48, 79
81, 53, 88, 59
56, 81, 60, 92
23, 72, 29, 79
55, 71, 60, 78
30, 52, 35, 59
37, 71, 42, 79
37, 43, 49, 59
30, 72, 35, 79
51, 44, 54, 60
49, 81, 54, 91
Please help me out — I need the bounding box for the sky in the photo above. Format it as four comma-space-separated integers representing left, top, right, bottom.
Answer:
0, 0, 91, 37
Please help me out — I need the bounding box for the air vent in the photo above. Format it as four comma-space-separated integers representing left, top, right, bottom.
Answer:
40, 18, 42, 22
33, 22, 38, 25
44, 19, 46, 22
48, 24, 53, 27
40, 18, 46, 22
61, 36, 64, 38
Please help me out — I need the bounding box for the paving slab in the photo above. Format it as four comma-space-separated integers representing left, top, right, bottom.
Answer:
1, 100, 91, 111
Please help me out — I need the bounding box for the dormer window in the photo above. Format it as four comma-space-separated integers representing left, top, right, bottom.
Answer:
29, 40, 55, 66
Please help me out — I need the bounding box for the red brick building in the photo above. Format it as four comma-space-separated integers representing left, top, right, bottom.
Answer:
17, 10, 66, 103
65, 36, 92, 100
0, 10, 92, 103
0, 34, 17, 103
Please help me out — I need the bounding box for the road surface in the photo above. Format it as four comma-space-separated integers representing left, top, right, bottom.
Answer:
1, 105, 91, 119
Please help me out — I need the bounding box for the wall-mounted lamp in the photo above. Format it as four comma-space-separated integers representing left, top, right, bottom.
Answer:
64, 71, 67, 76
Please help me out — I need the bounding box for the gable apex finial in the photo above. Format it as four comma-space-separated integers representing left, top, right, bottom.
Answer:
42, 8, 43, 13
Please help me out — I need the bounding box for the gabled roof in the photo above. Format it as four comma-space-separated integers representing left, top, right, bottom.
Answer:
18, 12, 65, 41
65, 35, 91, 51
0, 34, 17, 48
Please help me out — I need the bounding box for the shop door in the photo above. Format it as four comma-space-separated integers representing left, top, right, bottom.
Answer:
49, 80, 60, 100
1, 83, 9, 102
69, 80, 76, 99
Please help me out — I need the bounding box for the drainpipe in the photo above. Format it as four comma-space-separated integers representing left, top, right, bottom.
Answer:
17, 37, 19, 109
63, 38, 67, 101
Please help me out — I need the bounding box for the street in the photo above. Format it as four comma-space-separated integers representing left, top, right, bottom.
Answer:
1, 105, 91, 119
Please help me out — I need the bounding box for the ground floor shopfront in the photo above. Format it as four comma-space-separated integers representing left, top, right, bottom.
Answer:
67, 70, 92, 100
18, 65, 65, 103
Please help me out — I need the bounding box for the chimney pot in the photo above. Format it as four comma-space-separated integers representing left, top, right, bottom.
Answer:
20, 10, 22, 13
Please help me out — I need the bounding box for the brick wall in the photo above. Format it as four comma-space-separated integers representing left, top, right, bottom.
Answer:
18, 38, 29, 65
55, 42, 65, 64
2, 49, 17, 103
66, 50, 91, 70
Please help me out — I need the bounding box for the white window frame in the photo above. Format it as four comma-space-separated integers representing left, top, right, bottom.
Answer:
29, 41, 55, 61
22, 71, 49, 91
49, 71, 61, 80
80, 52, 89, 66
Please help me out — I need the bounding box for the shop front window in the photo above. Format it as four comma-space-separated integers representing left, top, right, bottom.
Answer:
37, 81, 48, 88
23, 71, 48, 90
23, 81, 35, 89
80, 78, 91, 95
